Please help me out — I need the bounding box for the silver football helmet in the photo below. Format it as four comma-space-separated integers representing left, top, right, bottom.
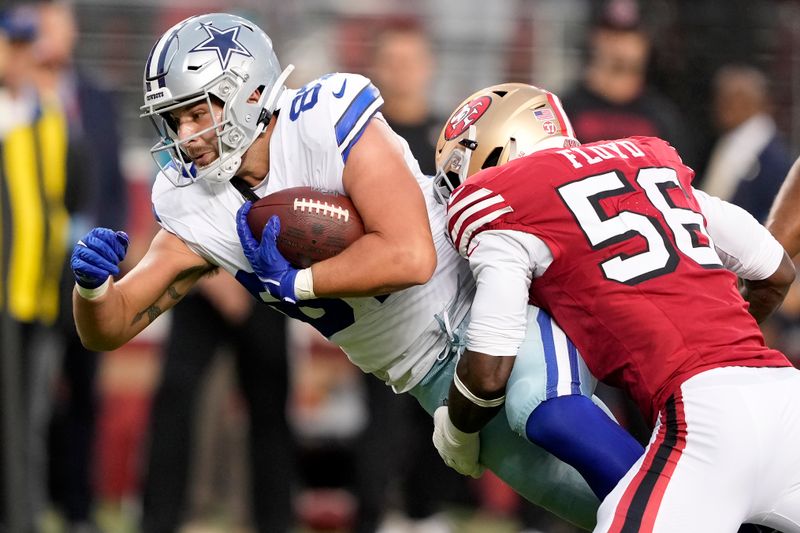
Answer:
433, 83, 579, 203
140, 13, 294, 186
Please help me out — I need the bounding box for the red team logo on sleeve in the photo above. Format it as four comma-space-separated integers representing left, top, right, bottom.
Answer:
444, 96, 492, 140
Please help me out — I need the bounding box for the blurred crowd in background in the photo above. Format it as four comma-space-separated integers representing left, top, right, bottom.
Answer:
1, 0, 800, 532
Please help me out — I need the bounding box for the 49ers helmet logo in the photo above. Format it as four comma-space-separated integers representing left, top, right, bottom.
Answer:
444, 96, 492, 140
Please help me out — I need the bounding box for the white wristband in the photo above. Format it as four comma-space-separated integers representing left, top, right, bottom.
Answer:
453, 372, 506, 408
75, 277, 110, 301
294, 268, 316, 300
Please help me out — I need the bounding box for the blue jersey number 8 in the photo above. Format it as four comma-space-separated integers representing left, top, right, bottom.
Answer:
289, 83, 321, 121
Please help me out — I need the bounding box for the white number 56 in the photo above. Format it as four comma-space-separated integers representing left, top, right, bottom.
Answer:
557, 167, 722, 284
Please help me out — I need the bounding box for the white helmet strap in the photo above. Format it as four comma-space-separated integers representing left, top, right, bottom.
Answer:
253, 64, 295, 133
264, 65, 295, 115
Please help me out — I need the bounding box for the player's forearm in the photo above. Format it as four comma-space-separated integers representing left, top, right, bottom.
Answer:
741, 251, 796, 323
767, 157, 800, 258
447, 382, 504, 434
448, 350, 515, 433
72, 268, 192, 350
309, 230, 436, 297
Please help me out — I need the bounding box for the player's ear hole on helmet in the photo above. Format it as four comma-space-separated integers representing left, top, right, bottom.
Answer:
207, 95, 224, 114
481, 147, 503, 170
159, 112, 178, 135
247, 86, 265, 104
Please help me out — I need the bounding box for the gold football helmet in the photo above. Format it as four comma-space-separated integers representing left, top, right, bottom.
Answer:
433, 83, 578, 202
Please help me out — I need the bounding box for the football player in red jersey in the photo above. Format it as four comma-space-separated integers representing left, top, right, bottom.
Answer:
434, 83, 800, 531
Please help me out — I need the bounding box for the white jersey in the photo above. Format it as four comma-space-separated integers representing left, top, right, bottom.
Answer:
152, 72, 474, 392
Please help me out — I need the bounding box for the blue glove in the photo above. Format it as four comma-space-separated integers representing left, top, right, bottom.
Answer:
236, 201, 300, 304
71, 228, 129, 289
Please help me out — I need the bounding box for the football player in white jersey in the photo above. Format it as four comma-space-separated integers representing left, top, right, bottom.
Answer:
69, 13, 632, 528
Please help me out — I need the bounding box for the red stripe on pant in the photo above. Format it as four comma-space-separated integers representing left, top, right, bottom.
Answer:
608, 391, 687, 533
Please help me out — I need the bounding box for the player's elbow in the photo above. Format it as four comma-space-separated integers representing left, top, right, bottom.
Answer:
742, 251, 796, 323
73, 304, 125, 352
758, 251, 797, 301
76, 328, 126, 352
395, 240, 437, 285
771, 252, 797, 291
73, 313, 127, 352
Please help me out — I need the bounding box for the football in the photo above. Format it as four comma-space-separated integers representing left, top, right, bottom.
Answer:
247, 186, 364, 268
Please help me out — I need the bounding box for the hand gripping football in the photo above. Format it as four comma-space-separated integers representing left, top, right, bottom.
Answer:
247, 186, 365, 268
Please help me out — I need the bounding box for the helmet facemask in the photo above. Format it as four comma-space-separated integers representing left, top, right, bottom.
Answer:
148, 80, 245, 186
433, 126, 477, 205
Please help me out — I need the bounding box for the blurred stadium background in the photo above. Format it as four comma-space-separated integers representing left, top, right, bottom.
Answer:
3, 0, 800, 532
69, 0, 800, 152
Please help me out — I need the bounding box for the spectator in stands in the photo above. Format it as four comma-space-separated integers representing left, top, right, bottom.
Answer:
0, 7, 71, 532
27, 3, 128, 530
369, 21, 441, 175
21, 1, 127, 531
700, 64, 792, 223
561, 0, 697, 168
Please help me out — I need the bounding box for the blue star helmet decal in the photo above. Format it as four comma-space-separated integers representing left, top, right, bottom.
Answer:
189, 23, 252, 70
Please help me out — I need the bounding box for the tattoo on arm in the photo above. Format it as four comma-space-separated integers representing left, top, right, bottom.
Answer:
130, 265, 213, 326
132, 304, 164, 326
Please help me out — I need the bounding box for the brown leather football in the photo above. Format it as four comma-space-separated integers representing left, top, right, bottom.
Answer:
247, 186, 364, 268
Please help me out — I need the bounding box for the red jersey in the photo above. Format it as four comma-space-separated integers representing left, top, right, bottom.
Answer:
446, 136, 790, 423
